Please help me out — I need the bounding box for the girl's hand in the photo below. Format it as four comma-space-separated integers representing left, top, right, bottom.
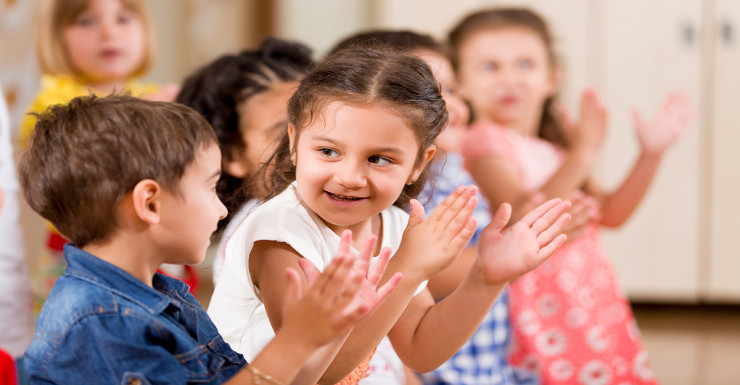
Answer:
634, 91, 693, 157
563, 88, 608, 156
280, 230, 402, 348
395, 185, 479, 280
475, 198, 571, 286
562, 190, 601, 242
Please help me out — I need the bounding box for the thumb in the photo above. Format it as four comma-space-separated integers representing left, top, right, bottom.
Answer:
631, 109, 645, 131
284, 267, 304, 302
487, 202, 512, 233
406, 199, 426, 227
297, 258, 320, 287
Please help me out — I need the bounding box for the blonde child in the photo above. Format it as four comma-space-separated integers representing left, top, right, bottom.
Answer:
207, 48, 573, 385
20, 94, 401, 385
449, 8, 693, 384
23, 0, 183, 311
176, 36, 314, 284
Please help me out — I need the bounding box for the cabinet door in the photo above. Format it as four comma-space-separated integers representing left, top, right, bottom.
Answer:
595, 0, 703, 301
707, 0, 740, 301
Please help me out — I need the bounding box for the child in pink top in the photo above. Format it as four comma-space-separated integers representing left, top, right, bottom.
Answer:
450, 8, 693, 385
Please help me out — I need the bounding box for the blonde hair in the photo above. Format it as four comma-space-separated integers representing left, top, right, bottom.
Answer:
34, 0, 156, 78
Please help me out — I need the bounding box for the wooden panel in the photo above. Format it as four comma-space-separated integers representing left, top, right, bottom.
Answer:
707, 0, 740, 301
596, 0, 703, 301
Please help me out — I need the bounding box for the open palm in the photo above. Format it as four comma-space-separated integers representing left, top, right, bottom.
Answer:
476, 199, 571, 286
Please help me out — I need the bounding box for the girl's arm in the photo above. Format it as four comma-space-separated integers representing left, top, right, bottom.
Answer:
387, 199, 571, 371
232, 231, 400, 385
252, 186, 481, 384
470, 89, 607, 223
595, 92, 693, 227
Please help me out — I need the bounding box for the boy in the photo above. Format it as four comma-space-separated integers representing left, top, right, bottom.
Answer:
20, 95, 400, 385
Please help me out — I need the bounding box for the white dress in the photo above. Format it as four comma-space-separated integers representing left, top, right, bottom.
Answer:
208, 182, 425, 383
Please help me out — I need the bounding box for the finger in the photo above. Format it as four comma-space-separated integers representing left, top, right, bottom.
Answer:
535, 234, 569, 265
284, 267, 304, 302
374, 272, 403, 304
406, 199, 426, 228
337, 230, 353, 258
316, 253, 353, 299
367, 246, 393, 287
536, 212, 572, 247
297, 258, 320, 287
355, 234, 377, 277
519, 198, 562, 227
426, 185, 468, 222
487, 202, 512, 233
531, 200, 572, 234
440, 187, 477, 233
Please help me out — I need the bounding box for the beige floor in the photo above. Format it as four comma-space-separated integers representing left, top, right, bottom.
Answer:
633, 304, 740, 385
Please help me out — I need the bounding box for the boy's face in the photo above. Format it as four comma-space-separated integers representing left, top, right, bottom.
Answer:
158, 143, 227, 265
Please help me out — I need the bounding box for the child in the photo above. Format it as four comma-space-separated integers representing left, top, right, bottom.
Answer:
175, 36, 314, 284
23, 0, 185, 310
329, 30, 541, 385
19, 94, 401, 385
449, 8, 693, 384
1, 86, 31, 384
207, 47, 573, 384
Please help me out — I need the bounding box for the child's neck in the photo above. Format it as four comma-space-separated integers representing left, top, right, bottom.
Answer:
326, 214, 383, 255
83, 235, 163, 287
479, 112, 541, 137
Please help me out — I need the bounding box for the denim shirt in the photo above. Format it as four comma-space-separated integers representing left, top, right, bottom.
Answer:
24, 244, 246, 385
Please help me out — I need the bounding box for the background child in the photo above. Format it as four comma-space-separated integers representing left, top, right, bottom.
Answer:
176, 36, 314, 284
329, 30, 540, 385
449, 8, 693, 384
22, 0, 185, 311
207, 47, 572, 384
19, 94, 400, 385
1, 85, 31, 384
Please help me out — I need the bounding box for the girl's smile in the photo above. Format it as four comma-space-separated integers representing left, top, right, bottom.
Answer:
290, 101, 433, 241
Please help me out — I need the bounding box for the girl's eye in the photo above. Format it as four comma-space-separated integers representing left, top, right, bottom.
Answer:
74, 17, 95, 27
319, 148, 339, 157
480, 62, 498, 71
517, 59, 534, 70
118, 15, 131, 24
368, 155, 391, 165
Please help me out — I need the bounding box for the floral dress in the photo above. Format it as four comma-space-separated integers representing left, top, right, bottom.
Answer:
462, 123, 658, 385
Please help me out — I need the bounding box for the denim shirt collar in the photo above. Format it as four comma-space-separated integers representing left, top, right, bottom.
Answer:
63, 243, 188, 315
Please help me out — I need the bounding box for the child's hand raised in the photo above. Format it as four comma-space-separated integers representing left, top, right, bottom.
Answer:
475, 198, 571, 286
634, 91, 693, 157
279, 230, 402, 348
560, 88, 608, 156
395, 185, 479, 280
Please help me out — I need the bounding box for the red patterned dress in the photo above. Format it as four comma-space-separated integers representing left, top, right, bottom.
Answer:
462, 122, 658, 385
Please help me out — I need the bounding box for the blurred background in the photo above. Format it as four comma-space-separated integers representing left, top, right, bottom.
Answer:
2, 0, 739, 383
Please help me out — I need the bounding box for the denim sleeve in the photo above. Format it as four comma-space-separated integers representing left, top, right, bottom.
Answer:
28, 315, 190, 385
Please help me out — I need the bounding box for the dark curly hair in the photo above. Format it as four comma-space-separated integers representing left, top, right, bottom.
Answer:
176, 37, 314, 232
262, 47, 448, 208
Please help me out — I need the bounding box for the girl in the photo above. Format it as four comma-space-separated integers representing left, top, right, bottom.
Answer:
207, 48, 572, 384
330, 30, 541, 385
176, 36, 314, 284
449, 8, 692, 384
22, 0, 182, 311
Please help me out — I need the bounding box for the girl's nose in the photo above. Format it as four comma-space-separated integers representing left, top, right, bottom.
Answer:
217, 198, 228, 220
333, 159, 367, 189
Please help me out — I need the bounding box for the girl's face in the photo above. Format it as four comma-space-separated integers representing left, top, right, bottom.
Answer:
290, 102, 434, 236
226, 81, 300, 179
457, 27, 557, 135
63, 0, 147, 87
416, 50, 469, 155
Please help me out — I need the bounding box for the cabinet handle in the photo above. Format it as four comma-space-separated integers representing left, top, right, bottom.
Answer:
721, 21, 733, 45
682, 22, 696, 47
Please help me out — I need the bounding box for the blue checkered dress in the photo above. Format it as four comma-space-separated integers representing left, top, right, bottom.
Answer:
418, 154, 539, 385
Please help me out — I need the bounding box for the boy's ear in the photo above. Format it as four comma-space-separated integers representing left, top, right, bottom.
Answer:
408, 145, 436, 185
131, 179, 162, 225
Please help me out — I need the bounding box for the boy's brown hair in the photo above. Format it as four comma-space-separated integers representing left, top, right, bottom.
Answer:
18, 95, 217, 247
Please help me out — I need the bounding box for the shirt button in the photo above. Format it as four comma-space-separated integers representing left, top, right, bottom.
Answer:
128, 379, 142, 385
